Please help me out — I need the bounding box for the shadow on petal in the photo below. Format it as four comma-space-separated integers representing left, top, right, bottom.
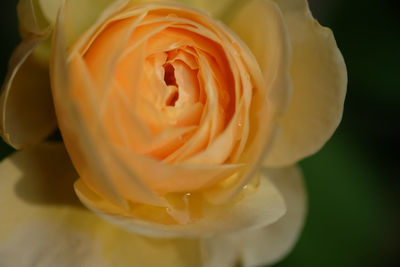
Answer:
11, 142, 82, 208
0, 142, 203, 267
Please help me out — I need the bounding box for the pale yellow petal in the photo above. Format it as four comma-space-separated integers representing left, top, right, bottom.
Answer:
179, 0, 237, 17
229, 0, 292, 115
201, 236, 241, 267
38, 0, 63, 24
264, 0, 347, 166
0, 35, 57, 149
24, 0, 243, 39
239, 165, 306, 266
0, 143, 201, 267
74, 171, 286, 238
39, 0, 116, 35
131, 0, 241, 19
17, 0, 49, 36
202, 165, 306, 267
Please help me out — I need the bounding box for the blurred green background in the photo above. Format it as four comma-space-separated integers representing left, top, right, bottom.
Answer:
0, 0, 398, 266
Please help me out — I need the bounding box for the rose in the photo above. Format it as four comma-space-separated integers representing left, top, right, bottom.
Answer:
53, 0, 284, 236
0, 0, 347, 266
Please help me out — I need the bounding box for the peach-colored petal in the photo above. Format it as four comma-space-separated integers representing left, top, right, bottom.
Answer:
83, 15, 147, 93
139, 126, 198, 158
264, 0, 347, 166
53, 3, 174, 207
0, 34, 57, 149
200, 32, 279, 204
51, 4, 130, 208
0, 143, 202, 267
55, 40, 163, 207
202, 165, 306, 267
112, 147, 244, 195
74, 170, 285, 238
184, 99, 246, 165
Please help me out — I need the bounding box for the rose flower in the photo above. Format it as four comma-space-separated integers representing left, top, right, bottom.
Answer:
0, 0, 347, 266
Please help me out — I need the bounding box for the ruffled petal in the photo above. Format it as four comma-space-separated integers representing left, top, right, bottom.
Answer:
0, 143, 201, 267
264, 0, 347, 166
0, 34, 57, 149
202, 165, 306, 267
74, 170, 286, 238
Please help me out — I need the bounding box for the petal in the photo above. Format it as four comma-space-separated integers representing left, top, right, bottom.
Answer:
131, 0, 240, 19
264, 0, 347, 166
202, 0, 289, 204
0, 35, 57, 149
179, 0, 239, 18
229, 0, 292, 116
201, 235, 241, 267
239, 165, 306, 266
38, 0, 122, 39
29, 0, 242, 39
202, 165, 306, 267
17, 0, 49, 36
0, 143, 202, 267
51, 1, 139, 208
74, 170, 286, 238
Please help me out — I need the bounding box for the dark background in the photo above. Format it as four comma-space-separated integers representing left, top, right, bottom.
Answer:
1, 1, 399, 266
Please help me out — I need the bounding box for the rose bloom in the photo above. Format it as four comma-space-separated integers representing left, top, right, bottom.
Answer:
0, 0, 346, 266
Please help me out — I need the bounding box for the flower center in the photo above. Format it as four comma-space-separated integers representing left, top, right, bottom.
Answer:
163, 63, 177, 87
163, 63, 179, 106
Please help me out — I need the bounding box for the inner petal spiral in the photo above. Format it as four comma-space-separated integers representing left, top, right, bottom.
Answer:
79, 6, 251, 166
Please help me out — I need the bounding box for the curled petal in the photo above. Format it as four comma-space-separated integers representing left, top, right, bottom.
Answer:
264, 0, 347, 166
74, 171, 286, 238
0, 34, 57, 149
